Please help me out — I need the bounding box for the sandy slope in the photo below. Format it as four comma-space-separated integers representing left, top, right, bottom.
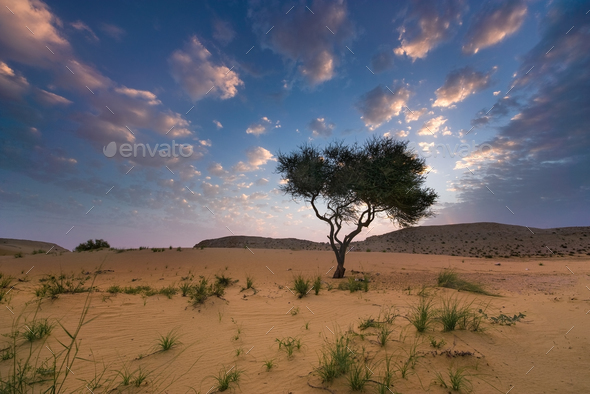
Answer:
0, 248, 589, 393
0, 238, 69, 256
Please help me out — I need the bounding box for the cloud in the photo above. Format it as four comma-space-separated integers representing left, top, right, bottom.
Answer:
0, 61, 30, 101
35, 89, 72, 106
417, 116, 450, 136
394, 0, 467, 61
433, 66, 494, 108
100, 23, 126, 40
168, 36, 243, 101
439, 1, 590, 228
114, 86, 161, 105
404, 107, 427, 122
255, 178, 269, 186
356, 85, 411, 130
463, 1, 527, 54
308, 118, 335, 138
370, 50, 394, 73
232, 146, 275, 172
213, 120, 223, 129
249, 0, 355, 86
212, 19, 235, 45
71, 21, 98, 41
0, 0, 71, 67
246, 117, 278, 136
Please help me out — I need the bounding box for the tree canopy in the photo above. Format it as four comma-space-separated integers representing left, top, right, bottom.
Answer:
276, 136, 438, 278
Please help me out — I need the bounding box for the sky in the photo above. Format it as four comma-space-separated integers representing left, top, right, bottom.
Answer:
0, 0, 589, 250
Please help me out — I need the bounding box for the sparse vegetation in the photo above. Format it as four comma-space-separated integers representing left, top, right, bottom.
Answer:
276, 337, 302, 358
35, 273, 89, 299
429, 336, 446, 349
316, 334, 355, 383
211, 365, 243, 392
263, 359, 275, 371
439, 296, 472, 332
338, 275, 369, 293
74, 239, 110, 252
434, 366, 472, 392
293, 274, 311, 298
437, 269, 494, 295
22, 318, 53, 342
156, 329, 181, 352
313, 275, 322, 295
409, 297, 435, 332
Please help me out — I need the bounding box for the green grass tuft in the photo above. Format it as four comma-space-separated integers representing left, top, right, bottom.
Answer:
293, 275, 311, 298
409, 297, 436, 333
437, 269, 493, 295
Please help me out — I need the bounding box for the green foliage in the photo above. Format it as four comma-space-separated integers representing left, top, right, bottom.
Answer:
435, 366, 472, 392
245, 275, 254, 290
338, 276, 369, 293
316, 334, 355, 383
179, 282, 191, 297
409, 297, 435, 332
313, 275, 322, 295
36, 273, 89, 299
276, 337, 302, 358
437, 269, 493, 295
347, 361, 371, 391
439, 296, 472, 332
377, 325, 393, 347
189, 278, 210, 305
151, 248, 165, 252
156, 329, 181, 351
212, 365, 243, 392
14, 252, 23, 258
428, 336, 446, 349
276, 136, 438, 277
263, 359, 275, 371
23, 319, 53, 342
74, 239, 110, 252
293, 275, 311, 298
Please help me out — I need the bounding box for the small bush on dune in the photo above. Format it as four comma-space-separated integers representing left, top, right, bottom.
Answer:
437, 269, 493, 295
316, 334, 355, 383
36, 273, 89, 299
211, 365, 243, 392
313, 275, 322, 295
338, 275, 369, 293
23, 318, 54, 342
409, 297, 436, 333
293, 275, 311, 298
74, 239, 110, 252
439, 296, 472, 332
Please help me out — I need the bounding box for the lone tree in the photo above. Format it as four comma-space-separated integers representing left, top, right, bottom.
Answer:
276, 136, 438, 278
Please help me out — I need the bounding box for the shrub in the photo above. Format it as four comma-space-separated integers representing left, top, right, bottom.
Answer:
439, 296, 471, 332
293, 275, 311, 298
23, 319, 54, 342
316, 334, 355, 383
409, 297, 436, 332
74, 239, 110, 252
437, 269, 493, 295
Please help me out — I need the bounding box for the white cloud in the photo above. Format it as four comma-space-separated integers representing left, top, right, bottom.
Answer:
114, 86, 161, 105
404, 107, 427, 122
101, 23, 126, 40
394, 0, 467, 61
463, 1, 527, 54
418, 116, 450, 136
433, 66, 494, 108
249, 0, 355, 86
246, 116, 278, 136
35, 89, 72, 106
232, 146, 275, 172
213, 120, 223, 129
169, 36, 243, 102
308, 117, 335, 137
356, 85, 411, 130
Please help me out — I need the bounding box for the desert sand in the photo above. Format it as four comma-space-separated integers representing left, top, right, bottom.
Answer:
1, 247, 589, 393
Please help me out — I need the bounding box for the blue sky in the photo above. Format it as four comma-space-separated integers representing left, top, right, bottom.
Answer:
0, 0, 589, 249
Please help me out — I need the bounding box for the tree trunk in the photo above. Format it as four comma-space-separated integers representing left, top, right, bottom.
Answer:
332, 248, 346, 278
333, 264, 346, 278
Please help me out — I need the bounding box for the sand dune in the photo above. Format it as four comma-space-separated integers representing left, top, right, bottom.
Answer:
0, 238, 69, 256
1, 247, 588, 393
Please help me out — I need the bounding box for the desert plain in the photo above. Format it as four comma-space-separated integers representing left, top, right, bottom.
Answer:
1, 238, 589, 393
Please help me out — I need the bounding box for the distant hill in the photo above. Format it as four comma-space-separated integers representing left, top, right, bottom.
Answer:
195, 222, 590, 258
0, 238, 69, 256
